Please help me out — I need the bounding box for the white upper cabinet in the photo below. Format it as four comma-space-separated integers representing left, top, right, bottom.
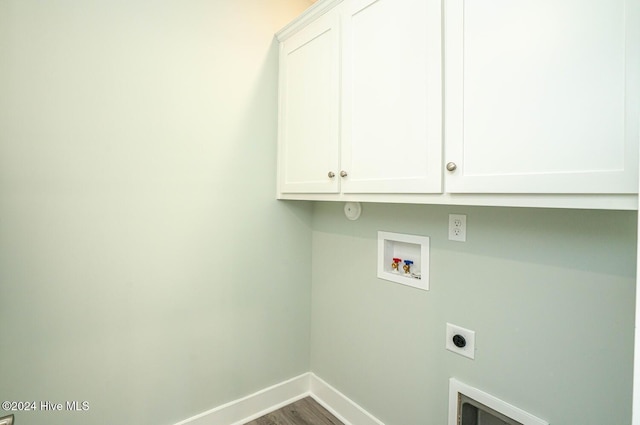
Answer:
276, 0, 639, 209
277, 9, 341, 194
340, 0, 442, 194
444, 0, 640, 194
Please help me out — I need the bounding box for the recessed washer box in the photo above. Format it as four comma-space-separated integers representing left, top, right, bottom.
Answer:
377, 231, 430, 291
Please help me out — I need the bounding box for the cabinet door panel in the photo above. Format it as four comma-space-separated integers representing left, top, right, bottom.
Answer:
278, 13, 340, 194
341, 0, 442, 194
445, 0, 639, 194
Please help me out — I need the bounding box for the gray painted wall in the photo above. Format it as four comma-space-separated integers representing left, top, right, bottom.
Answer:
0, 1, 312, 424
310, 202, 636, 425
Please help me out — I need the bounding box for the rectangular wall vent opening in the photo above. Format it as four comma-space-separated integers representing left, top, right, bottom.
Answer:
460, 393, 522, 425
448, 379, 548, 425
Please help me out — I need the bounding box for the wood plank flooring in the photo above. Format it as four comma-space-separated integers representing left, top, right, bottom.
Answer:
244, 397, 344, 425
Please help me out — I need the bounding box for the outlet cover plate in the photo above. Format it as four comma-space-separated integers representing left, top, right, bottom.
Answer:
448, 214, 467, 242
446, 323, 475, 359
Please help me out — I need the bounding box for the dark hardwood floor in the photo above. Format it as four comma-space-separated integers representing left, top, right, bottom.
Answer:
244, 397, 344, 425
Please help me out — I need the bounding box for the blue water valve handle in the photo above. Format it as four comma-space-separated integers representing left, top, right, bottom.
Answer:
402, 260, 414, 274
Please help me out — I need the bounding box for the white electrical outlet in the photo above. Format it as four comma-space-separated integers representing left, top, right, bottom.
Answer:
448, 214, 467, 242
446, 323, 475, 359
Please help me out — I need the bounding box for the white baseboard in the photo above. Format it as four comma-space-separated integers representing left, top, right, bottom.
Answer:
172, 372, 385, 425
309, 374, 385, 425
173, 373, 311, 425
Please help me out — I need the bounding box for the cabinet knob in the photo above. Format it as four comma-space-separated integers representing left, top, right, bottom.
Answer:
446, 162, 457, 172
340, 170, 348, 178
328, 171, 336, 178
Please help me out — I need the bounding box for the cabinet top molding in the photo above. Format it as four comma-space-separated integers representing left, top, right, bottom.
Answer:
276, 0, 343, 41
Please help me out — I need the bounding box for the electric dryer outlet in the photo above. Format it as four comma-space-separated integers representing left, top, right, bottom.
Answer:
446, 323, 476, 359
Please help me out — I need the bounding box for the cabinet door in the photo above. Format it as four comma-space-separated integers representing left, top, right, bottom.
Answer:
444, 0, 639, 194
340, 0, 443, 194
278, 12, 341, 194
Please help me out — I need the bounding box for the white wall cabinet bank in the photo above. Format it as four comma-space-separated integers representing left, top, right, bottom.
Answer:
276, 0, 640, 210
